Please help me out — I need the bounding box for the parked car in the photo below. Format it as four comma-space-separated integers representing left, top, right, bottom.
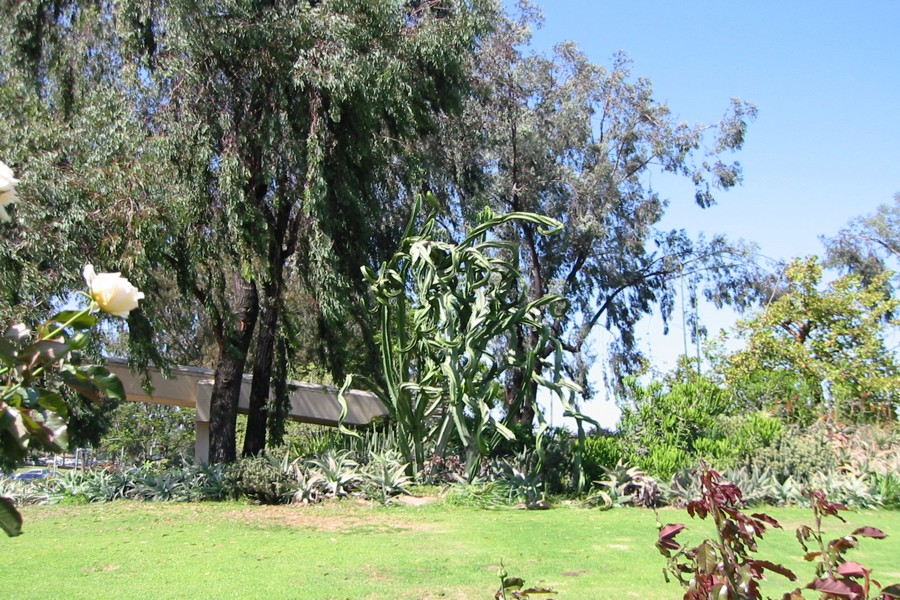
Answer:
12, 469, 47, 481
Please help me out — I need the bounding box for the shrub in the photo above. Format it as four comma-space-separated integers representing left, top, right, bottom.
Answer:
746, 429, 835, 484
224, 455, 294, 504
580, 433, 622, 483
420, 454, 465, 485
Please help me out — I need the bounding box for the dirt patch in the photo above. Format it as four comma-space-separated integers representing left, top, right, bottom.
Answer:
226, 504, 437, 533
394, 495, 438, 507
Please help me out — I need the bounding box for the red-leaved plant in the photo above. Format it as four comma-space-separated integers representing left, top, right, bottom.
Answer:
790, 488, 900, 600
656, 466, 797, 599
657, 466, 900, 600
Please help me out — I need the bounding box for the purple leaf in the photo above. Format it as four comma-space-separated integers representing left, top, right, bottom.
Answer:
806, 577, 864, 599
837, 562, 869, 578
852, 526, 887, 539
749, 560, 797, 581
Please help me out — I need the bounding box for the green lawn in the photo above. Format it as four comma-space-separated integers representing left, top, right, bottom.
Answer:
4, 501, 900, 599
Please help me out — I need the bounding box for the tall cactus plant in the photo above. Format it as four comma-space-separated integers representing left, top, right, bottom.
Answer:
341, 196, 595, 483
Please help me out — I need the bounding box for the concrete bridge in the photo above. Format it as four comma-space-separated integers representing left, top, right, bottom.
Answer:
105, 357, 388, 462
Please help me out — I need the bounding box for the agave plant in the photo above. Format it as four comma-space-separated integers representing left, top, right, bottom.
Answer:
361, 450, 412, 504
176, 463, 227, 501
78, 468, 132, 502
289, 461, 324, 505
307, 449, 360, 498
770, 475, 804, 506
590, 460, 659, 508
721, 466, 778, 506
132, 470, 185, 502
0, 476, 51, 506
810, 468, 882, 509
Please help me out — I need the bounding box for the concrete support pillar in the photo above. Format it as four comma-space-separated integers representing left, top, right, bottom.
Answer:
194, 382, 213, 464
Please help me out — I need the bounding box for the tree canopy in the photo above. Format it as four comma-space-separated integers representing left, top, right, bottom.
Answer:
2, 0, 498, 461
424, 8, 763, 420
721, 257, 900, 424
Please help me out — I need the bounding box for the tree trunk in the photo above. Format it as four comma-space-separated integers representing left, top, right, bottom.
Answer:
208, 272, 259, 464
242, 285, 281, 456
241, 188, 294, 456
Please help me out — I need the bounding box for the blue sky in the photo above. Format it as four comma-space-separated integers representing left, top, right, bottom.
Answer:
521, 1, 900, 427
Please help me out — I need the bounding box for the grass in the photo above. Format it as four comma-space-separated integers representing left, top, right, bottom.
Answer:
5, 501, 900, 599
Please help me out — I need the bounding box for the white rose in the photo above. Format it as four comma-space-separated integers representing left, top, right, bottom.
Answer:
83, 264, 145, 318
0, 160, 20, 223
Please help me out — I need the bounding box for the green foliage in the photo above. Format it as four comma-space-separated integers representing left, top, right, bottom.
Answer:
443, 481, 520, 509
340, 195, 590, 483
580, 433, 623, 484
98, 403, 195, 463
874, 472, 900, 510
723, 257, 900, 424
746, 429, 836, 485
224, 456, 293, 505
617, 372, 731, 479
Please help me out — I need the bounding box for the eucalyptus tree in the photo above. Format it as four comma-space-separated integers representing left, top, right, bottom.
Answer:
824, 194, 900, 300
2, 0, 497, 462
427, 9, 764, 421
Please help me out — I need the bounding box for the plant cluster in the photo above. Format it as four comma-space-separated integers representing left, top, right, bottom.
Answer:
585, 460, 660, 509
657, 466, 900, 600
1, 447, 416, 507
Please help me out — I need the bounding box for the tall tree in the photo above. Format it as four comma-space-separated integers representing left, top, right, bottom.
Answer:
722, 257, 900, 424
824, 194, 900, 300
2, 0, 497, 461
427, 7, 764, 422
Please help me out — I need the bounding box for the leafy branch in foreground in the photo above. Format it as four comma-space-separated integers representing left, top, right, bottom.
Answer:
494, 561, 556, 600
657, 466, 900, 600
656, 466, 796, 599
794, 488, 900, 600
1, 263, 141, 536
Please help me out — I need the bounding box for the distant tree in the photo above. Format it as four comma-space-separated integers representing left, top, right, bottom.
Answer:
721, 258, 900, 423
99, 403, 194, 463
824, 194, 900, 302
427, 6, 765, 424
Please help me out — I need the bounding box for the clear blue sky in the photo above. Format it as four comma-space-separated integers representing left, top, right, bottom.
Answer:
521, 1, 900, 427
